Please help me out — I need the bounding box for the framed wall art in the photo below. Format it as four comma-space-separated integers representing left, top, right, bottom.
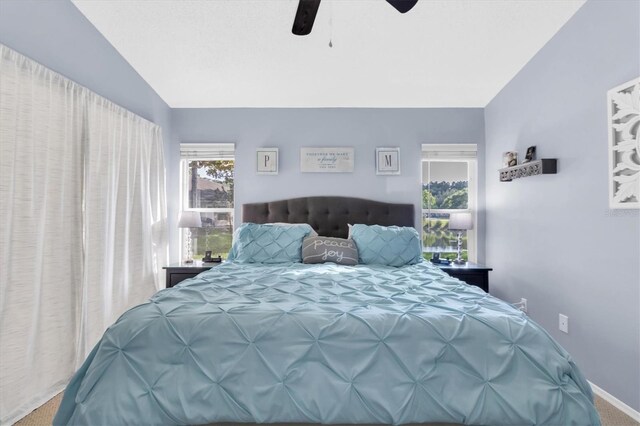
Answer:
256, 148, 278, 175
300, 147, 354, 173
375, 147, 400, 175
607, 77, 639, 209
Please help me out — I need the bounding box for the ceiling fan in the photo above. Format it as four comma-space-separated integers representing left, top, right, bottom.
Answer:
292, 0, 419, 36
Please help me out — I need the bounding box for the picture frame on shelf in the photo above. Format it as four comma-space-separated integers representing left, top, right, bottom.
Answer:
523, 146, 536, 163
503, 151, 518, 167
256, 148, 278, 175
375, 147, 400, 175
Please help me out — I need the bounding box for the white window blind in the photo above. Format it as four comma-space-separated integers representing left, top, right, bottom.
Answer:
422, 144, 477, 160
180, 143, 235, 159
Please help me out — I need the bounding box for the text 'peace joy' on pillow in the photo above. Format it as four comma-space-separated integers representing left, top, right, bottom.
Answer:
302, 236, 358, 266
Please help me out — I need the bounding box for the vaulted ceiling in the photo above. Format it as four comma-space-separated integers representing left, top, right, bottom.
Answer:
72, 0, 585, 108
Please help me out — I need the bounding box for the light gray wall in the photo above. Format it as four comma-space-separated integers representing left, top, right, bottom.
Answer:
170, 108, 485, 262
0, 0, 173, 184
485, 0, 640, 411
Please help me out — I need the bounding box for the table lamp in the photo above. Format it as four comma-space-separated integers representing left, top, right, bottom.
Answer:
448, 212, 473, 265
178, 211, 202, 263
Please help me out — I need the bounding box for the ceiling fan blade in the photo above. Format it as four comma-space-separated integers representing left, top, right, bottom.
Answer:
386, 0, 418, 13
292, 0, 322, 36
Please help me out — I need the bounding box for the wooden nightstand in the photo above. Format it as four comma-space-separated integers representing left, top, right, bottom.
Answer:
436, 262, 493, 293
162, 262, 218, 288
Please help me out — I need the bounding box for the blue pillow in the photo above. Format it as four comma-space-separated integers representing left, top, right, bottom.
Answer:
227, 223, 314, 263
349, 224, 422, 267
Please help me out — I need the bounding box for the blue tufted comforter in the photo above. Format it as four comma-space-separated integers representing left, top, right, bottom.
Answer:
54, 261, 600, 425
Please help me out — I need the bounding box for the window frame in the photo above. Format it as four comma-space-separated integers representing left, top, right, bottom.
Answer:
421, 144, 478, 263
179, 143, 235, 260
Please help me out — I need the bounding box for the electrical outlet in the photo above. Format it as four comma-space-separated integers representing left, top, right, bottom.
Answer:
559, 314, 569, 333
519, 298, 528, 313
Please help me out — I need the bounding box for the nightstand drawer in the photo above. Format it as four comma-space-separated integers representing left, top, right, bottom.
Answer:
168, 272, 201, 287
449, 271, 488, 292
163, 263, 217, 288
436, 262, 492, 293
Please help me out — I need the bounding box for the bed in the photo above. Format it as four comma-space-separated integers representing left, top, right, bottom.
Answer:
54, 197, 600, 425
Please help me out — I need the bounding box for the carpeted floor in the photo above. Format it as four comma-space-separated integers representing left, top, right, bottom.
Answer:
14, 391, 639, 426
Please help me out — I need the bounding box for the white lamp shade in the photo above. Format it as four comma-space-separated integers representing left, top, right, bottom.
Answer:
178, 211, 202, 228
449, 212, 473, 230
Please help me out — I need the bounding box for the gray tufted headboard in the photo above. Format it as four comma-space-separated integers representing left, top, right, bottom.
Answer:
242, 196, 414, 239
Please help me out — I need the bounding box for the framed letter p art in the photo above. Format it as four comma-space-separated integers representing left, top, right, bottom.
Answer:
257, 148, 278, 175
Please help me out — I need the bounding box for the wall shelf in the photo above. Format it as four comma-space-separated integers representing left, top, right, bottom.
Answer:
499, 159, 557, 182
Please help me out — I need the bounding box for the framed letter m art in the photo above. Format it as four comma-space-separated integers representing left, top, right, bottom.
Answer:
376, 147, 400, 175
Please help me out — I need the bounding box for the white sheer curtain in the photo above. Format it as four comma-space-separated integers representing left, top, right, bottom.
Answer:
0, 44, 167, 425
0, 45, 85, 426
80, 96, 167, 356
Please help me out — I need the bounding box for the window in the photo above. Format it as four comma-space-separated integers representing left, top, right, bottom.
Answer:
180, 143, 235, 260
421, 144, 477, 262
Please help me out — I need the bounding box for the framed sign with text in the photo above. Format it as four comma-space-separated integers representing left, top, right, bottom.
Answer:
300, 147, 354, 173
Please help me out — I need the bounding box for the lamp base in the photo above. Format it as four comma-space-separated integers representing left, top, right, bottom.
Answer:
454, 230, 466, 265
183, 228, 194, 264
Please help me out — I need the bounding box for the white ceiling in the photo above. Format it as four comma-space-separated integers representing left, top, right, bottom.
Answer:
71, 0, 585, 108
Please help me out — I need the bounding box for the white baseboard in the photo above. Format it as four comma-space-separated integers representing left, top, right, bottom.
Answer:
589, 380, 640, 422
